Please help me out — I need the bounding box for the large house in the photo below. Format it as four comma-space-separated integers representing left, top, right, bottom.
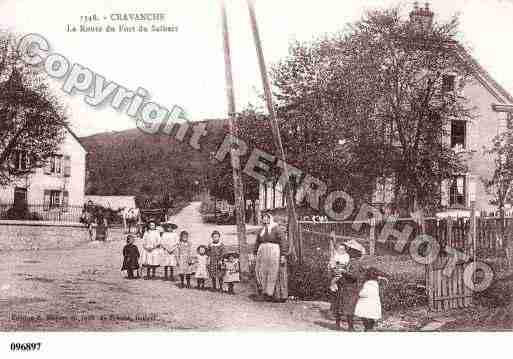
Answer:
0, 126, 87, 218
259, 3, 513, 216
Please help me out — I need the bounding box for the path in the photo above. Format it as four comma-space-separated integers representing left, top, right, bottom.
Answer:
164, 201, 260, 248
0, 202, 322, 331
0, 201, 450, 331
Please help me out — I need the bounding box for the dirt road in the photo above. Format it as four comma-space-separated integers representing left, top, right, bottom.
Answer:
0, 202, 325, 331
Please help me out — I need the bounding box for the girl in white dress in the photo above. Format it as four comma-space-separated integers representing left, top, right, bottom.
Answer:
159, 224, 178, 281
194, 245, 209, 289
223, 253, 240, 294
141, 222, 161, 279
354, 267, 388, 331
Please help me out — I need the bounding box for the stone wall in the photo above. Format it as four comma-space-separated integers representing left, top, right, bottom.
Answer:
0, 222, 89, 251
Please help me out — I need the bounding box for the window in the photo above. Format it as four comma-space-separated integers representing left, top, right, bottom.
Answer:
45, 155, 64, 175
44, 190, 62, 210
442, 74, 456, 92
451, 120, 466, 149
11, 151, 29, 171
63, 156, 71, 177
449, 176, 466, 207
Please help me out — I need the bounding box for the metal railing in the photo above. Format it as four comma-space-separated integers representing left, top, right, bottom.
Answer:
0, 203, 84, 222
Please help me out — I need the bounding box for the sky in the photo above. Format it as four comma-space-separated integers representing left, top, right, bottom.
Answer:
1, 0, 513, 137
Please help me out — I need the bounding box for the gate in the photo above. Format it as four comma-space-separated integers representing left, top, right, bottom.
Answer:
426, 255, 473, 311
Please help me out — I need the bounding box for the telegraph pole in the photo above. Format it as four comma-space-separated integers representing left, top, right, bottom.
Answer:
246, 0, 300, 261
219, 0, 248, 275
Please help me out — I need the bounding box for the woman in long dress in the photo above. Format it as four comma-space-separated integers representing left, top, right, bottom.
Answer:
141, 221, 160, 279
331, 259, 365, 331
254, 213, 288, 302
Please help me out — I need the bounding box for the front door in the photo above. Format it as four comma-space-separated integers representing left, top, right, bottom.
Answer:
13, 187, 28, 212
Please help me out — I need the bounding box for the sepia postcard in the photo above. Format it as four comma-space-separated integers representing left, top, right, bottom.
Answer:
1, 0, 512, 357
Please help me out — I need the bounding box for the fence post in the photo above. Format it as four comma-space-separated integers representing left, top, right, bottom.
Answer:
369, 219, 376, 257
471, 201, 476, 260
329, 231, 335, 259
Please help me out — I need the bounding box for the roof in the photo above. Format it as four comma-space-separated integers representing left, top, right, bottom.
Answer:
84, 195, 137, 210
65, 125, 88, 153
452, 42, 513, 104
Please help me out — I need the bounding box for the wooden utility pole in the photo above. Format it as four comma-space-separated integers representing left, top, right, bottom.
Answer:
219, 0, 248, 275
246, 0, 300, 261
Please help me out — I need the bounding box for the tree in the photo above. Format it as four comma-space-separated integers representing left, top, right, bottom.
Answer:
272, 6, 472, 214
482, 116, 513, 242
207, 110, 265, 204
0, 33, 67, 185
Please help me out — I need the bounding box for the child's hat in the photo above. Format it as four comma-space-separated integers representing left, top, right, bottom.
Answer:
162, 222, 178, 230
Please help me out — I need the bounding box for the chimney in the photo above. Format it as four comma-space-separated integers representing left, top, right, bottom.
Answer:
409, 2, 434, 32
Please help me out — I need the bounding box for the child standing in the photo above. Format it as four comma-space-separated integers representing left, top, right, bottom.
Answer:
207, 230, 225, 291
223, 253, 240, 294
328, 243, 350, 292
121, 235, 140, 279
354, 267, 387, 331
176, 231, 194, 288
195, 245, 209, 289
159, 223, 178, 281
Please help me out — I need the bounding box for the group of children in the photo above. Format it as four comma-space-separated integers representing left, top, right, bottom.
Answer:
328, 241, 388, 331
121, 224, 241, 294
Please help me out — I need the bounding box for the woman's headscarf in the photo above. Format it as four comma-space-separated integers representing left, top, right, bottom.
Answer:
260, 213, 279, 236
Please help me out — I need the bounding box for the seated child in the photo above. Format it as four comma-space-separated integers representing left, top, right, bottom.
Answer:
328, 242, 350, 292
121, 235, 140, 279
223, 253, 240, 294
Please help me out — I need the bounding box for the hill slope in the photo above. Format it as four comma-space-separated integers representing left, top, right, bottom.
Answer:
81, 120, 227, 202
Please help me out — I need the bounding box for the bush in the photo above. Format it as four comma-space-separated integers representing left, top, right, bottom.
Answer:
287, 260, 427, 310
2, 206, 42, 221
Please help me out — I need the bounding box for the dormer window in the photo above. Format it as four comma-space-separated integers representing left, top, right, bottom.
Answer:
442, 74, 456, 92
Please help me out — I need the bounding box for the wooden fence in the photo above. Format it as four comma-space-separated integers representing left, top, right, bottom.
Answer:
294, 213, 508, 311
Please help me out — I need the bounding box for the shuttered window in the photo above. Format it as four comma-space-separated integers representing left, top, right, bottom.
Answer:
64, 155, 71, 177
43, 190, 51, 210
44, 155, 65, 175
441, 180, 449, 207
449, 176, 466, 207
62, 191, 69, 212
442, 74, 456, 92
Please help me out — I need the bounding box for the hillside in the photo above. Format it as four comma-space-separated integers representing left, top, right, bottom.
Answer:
80, 119, 227, 204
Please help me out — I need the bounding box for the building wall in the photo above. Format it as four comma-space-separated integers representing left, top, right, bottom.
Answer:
0, 129, 87, 207
462, 78, 509, 212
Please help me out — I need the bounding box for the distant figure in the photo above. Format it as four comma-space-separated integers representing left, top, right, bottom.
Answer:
95, 211, 109, 242
194, 245, 209, 290
207, 230, 225, 291
121, 235, 140, 279
223, 253, 240, 295
122, 208, 140, 234
80, 209, 95, 241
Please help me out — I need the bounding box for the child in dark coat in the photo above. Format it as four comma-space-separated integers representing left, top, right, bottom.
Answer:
122, 235, 140, 279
